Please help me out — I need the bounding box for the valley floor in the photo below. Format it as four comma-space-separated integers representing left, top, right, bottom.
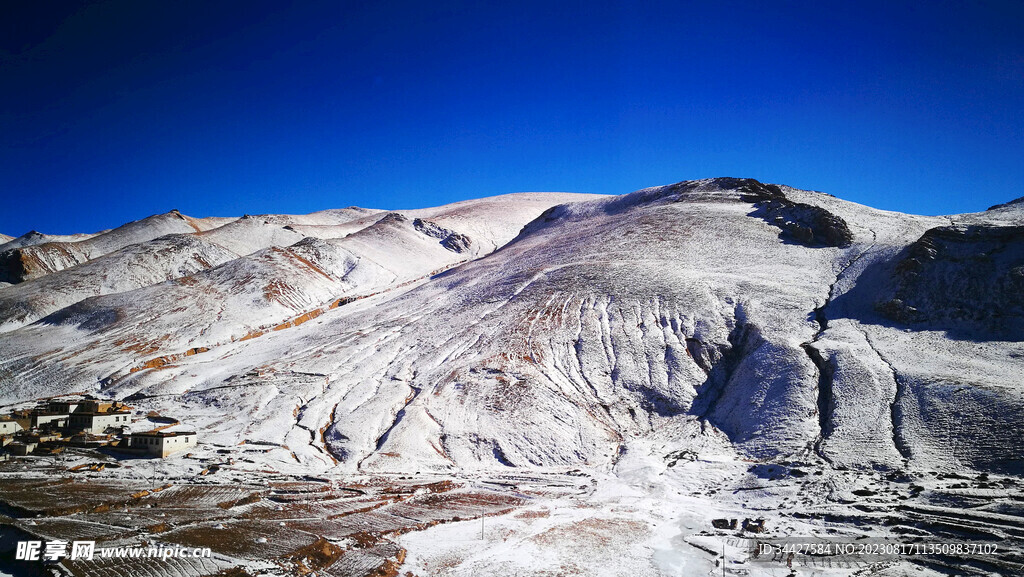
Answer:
1, 442, 1021, 577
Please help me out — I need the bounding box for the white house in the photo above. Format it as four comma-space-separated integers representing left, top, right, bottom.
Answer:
0, 419, 22, 436
30, 411, 69, 429
128, 431, 197, 457
68, 411, 131, 434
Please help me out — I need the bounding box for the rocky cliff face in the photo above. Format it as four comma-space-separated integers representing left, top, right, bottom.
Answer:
878, 224, 1024, 339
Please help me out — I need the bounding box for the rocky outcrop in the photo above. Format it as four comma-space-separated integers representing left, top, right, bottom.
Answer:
876, 224, 1024, 339
440, 233, 471, 253
414, 218, 473, 253
412, 218, 447, 239
733, 178, 853, 248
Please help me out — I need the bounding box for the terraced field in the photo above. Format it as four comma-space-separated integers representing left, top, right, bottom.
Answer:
0, 460, 529, 576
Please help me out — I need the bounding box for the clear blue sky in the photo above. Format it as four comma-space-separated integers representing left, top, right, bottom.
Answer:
2, 1, 1023, 235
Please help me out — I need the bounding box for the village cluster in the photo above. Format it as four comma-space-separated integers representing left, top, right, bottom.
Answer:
0, 397, 196, 458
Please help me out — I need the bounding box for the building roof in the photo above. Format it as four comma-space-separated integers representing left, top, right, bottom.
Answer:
72, 410, 131, 417
132, 430, 196, 437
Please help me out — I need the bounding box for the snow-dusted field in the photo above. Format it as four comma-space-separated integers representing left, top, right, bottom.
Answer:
1, 178, 1022, 575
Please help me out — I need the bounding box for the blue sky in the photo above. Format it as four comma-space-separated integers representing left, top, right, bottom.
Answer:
2, 1, 1023, 235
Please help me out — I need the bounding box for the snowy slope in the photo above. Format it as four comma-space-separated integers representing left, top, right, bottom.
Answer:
3, 179, 1023, 577
0, 229, 105, 252
0, 180, 1020, 480
0, 210, 387, 332
403, 192, 602, 254
0, 194, 594, 400
0, 210, 232, 283
0, 233, 239, 332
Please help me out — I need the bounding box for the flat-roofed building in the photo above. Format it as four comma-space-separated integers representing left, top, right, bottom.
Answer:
78, 400, 124, 414
30, 411, 69, 430
7, 441, 37, 456
128, 431, 197, 457
68, 411, 131, 434
0, 419, 21, 436
48, 399, 81, 414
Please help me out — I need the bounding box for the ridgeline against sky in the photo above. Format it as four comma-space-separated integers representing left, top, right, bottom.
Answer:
2, 0, 1023, 235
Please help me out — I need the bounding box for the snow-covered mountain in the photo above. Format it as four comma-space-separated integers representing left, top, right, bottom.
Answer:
1, 179, 1022, 575
1, 180, 1021, 476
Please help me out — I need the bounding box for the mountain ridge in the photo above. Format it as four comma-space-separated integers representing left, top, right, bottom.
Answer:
0, 179, 1020, 478
2, 178, 1022, 576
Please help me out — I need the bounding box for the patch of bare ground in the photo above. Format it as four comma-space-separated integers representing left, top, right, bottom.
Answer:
515, 508, 551, 519
287, 537, 346, 574
162, 519, 322, 559
20, 517, 130, 543
325, 542, 406, 577
530, 517, 649, 549
139, 484, 258, 509
0, 478, 170, 516
269, 480, 333, 495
